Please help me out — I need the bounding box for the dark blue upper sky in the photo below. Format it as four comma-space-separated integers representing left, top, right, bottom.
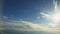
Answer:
3, 0, 53, 23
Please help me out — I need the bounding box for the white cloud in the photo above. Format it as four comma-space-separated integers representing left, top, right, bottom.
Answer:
40, 13, 50, 18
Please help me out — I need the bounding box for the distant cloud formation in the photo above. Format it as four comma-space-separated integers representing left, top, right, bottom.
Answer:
0, 20, 60, 32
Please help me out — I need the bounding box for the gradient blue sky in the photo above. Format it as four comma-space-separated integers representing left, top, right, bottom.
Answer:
3, 0, 53, 23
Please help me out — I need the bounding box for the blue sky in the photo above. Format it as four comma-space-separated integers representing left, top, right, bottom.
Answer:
1, 0, 60, 34
3, 0, 53, 23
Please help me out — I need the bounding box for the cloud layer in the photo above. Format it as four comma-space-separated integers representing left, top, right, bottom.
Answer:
0, 21, 59, 32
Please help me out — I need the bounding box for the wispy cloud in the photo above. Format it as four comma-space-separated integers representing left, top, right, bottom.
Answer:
3, 16, 8, 19
40, 13, 50, 18
53, 0, 57, 12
